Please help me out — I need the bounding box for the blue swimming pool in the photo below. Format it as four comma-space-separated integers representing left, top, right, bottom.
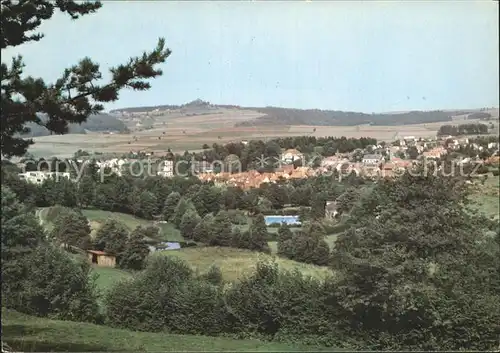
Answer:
264, 215, 301, 226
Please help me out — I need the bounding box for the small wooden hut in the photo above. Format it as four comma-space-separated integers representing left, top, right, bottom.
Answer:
86, 250, 116, 268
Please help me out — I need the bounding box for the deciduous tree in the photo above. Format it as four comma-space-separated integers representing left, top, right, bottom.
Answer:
120, 226, 150, 271
180, 208, 202, 240
332, 172, 500, 350
93, 219, 128, 256
51, 209, 92, 250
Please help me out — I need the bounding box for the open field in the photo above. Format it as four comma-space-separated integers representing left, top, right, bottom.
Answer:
2, 309, 329, 352
158, 246, 332, 282
26, 104, 499, 159
289, 117, 499, 141
27, 108, 267, 157
469, 173, 500, 219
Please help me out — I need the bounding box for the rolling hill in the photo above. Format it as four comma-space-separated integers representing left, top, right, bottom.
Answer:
235, 107, 473, 127
111, 100, 498, 127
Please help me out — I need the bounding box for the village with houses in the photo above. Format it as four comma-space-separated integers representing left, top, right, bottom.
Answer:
16, 134, 500, 188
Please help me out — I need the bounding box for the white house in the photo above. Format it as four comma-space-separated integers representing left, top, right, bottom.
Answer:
18, 171, 70, 184
281, 149, 304, 164
157, 160, 174, 177
95, 158, 128, 176
362, 154, 383, 166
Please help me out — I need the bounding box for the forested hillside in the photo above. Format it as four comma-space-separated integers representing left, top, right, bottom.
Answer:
18, 113, 129, 138
236, 107, 469, 126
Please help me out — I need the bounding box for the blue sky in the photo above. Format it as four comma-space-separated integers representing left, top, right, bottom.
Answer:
3, 1, 498, 113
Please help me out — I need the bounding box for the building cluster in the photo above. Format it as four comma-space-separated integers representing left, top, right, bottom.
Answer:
15, 135, 499, 186
198, 166, 316, 190
17, 171, 71, 185
17, 157, 175, 184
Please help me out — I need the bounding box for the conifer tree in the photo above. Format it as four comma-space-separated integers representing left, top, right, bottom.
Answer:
1, 186, 45, 295
51, 209, 92, 250
93, 219, 128, 256
139, 191, 158, 220
163, 192, 181, 222
180, 208, 202, 240
247, 214, 270, 253
193, 213, 214, 243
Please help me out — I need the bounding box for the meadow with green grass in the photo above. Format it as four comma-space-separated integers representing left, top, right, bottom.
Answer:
92, 266, 133, 293
157, 246, 333, 282
37, 207, 184, 242
468, 173, 500, 219
81, 209, 183, 241
3, 309, 330, 352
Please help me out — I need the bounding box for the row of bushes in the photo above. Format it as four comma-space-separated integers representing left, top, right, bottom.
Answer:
104, 256, 346, 347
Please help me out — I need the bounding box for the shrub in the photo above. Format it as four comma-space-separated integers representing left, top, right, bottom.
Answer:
105, 256, 194, 331
199, 265, 224, 286
104, 278, 165, 332
168, 280, 229, 335
13, 246, 101, 323
179, 208, 201, 240
224, 261, 340, 342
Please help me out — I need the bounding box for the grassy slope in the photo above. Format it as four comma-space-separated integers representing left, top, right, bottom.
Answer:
38, 207, 183, 242
159, 246, 333, 282
89, 246, 331, 292
92, 266, 133, 292
82, 209, 184, 241
2, 309, 328, 352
